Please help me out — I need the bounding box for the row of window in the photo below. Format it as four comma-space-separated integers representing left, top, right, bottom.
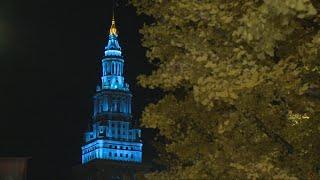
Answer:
103, 61, 123, 76
109, 152, 134, 158
99, 128, 131, 133
110, 130, 132, 135
94, 96, 132, 114
108, 145, 134, 150
92, 131, 138, 137
97, 101, 129, 113
85, 153, 135, 161
96, 122, 129, 129
96, 130, 133, 136
111, 123, 128, 128
83, 145, 136, 153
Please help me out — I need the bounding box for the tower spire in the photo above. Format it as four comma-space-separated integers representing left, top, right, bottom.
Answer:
109, 1, 117, 36
109, 16, 117, 36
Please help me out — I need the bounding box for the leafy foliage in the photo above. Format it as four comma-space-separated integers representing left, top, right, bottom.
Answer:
132, 0, 320, 179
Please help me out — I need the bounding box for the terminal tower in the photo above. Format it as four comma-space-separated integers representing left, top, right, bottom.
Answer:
73, 16, 148, 180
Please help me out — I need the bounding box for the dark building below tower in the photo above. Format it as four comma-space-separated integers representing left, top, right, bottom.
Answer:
73, 160, 149, 180
0, 157, 30, 180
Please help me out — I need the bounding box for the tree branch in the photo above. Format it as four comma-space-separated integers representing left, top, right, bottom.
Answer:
253, 116, 294, 155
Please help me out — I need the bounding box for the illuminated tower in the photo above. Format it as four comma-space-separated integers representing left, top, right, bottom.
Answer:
72, 16, 148, 180
82, 16, 142, 164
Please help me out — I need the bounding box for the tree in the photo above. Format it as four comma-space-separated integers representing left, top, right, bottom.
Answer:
131, 0, 320, 179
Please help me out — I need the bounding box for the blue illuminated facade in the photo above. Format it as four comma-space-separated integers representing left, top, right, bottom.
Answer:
82, 17, 142, 164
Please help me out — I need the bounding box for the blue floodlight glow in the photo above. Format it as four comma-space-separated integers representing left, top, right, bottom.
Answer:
82, 139, 142, 164
81, 19, 143, 164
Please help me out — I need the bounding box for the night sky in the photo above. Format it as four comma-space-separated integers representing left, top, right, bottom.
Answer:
0, 0, 158, 179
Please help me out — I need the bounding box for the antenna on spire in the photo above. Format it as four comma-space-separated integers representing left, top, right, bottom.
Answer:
112, 0, 116, 20
109, 0, 118, 36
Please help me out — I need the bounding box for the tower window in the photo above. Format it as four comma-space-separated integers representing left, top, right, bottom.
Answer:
125, 154, 128, 158
112, 101, 119, 112
120, 153, 122, 157
131, 154, 133, 158
109, 152, 111, 156
116, 102, 120, 112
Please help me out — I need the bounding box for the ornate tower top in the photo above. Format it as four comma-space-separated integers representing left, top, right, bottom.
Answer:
109, 14, 117, 36
100, 15, 128, 91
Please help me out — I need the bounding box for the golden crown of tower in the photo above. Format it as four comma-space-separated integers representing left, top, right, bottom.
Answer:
109, 13, 117, 36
